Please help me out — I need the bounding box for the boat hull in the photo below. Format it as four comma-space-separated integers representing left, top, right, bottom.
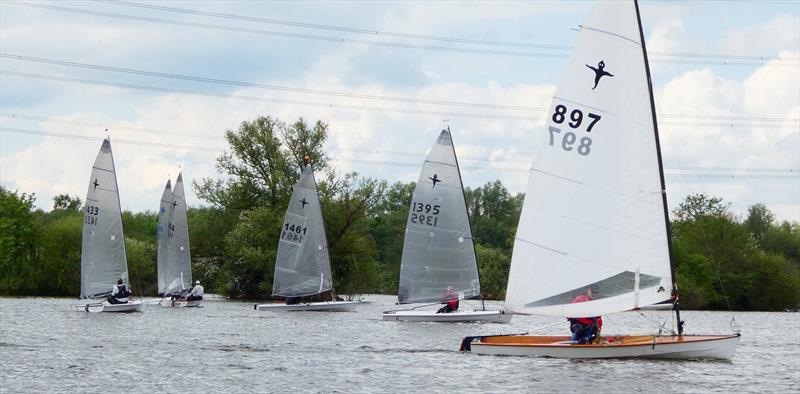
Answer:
463, 334, 740, 360
382, 309, 512, 324
254, 300, 365, 312
73, 300, 144, 313
158, 299, 202, 308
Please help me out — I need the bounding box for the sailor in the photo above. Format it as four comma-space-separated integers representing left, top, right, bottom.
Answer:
437, 286, 459, 314
186, 280, 204, 301
108, 278, 132, 304
568, 287, 603, 344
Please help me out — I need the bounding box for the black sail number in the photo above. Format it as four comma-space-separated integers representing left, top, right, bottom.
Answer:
549, 104, 600, 156
410, 202, 440, 227
281, 222, 307, 244
84, 205, 100, 225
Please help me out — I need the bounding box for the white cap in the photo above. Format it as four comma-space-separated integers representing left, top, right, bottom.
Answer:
195, 280, 200, 285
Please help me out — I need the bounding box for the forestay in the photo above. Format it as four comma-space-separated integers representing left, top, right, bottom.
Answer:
398, 129, 480, 304
505, 1, 672, 317
80, 139, 129, 298
272, 166, 333, 297
156, 179, 172, 294
162, 172, 193, 295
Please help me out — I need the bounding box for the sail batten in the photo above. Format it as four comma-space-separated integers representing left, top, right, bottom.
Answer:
505, 0, 672, 317
398, 129, 481, 305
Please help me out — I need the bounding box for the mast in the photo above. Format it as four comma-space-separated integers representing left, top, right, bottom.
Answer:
448, 126, 485, 311
633, 0, 683, 335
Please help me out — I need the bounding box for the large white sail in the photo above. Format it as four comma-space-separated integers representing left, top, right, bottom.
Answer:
398, 129, 480, 304
272, 166, 333, 297
505, 0, 672, 317
80, 139, 128, 298
161, 172, 193, 295
156, 179, 172, 295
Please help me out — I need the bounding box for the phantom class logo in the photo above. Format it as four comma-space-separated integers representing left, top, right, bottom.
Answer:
429, 174, 442, 188
299, 197, 309, 209
586, 60, 614, 90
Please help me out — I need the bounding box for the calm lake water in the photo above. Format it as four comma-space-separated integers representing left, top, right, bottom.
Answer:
1, 295, 798, 393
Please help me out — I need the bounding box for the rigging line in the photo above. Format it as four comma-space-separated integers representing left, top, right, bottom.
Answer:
6, 1, 797, 67
2, 69, 795, 125
99, 0, 800, 63
0, 53, 542, 112
0, 70, 539, 121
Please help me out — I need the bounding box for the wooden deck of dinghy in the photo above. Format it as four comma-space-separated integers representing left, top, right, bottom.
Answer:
463, 333, 741, 359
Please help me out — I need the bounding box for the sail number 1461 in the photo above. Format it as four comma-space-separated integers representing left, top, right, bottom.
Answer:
548, 104, 600, 156
281, 223, 307, 244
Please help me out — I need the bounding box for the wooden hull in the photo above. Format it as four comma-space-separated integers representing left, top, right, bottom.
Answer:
73, 300, 144, 313
254, 300, 364, 312
382, 310, 512, 324
463, 334, 740, 360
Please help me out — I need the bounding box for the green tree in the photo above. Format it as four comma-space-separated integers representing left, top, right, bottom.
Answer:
52, 194, 82, 211
744, 203, 775, 245
0, 187, 39, 294
673, 193, 729, 222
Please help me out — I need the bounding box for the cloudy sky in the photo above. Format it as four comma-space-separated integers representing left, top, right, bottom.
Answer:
1, 0, 798, 222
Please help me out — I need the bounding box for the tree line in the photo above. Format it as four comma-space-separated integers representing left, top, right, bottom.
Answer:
1, 115, 798, 311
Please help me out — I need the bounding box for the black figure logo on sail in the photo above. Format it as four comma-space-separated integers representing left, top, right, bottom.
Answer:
299, 198, 309, 209
586, 60, 614, 90
171, 200, 177, 209
92, 179, 100, 190
429, 174, 442, 188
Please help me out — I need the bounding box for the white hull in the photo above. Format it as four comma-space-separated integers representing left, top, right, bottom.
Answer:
158, 298, 202, 308
382, 309, 512, 324
73, 299, 144, 313
465, 334, 740, 360
254, 300, 365, 312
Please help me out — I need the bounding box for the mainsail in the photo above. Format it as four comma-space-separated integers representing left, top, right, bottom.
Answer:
272, 165, 333, 297
80, 139, 128, 298
398, 129, 481, 304
156, 179, 172, 294
504, 0, 673, 317
158, 172, 193, 295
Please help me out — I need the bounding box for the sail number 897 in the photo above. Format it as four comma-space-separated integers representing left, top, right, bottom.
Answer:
549, 104, 600, 156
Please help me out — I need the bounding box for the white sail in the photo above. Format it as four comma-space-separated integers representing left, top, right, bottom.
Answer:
272, 166, 333, 297
156, 179, 172, 295
167, 172, 193, 294
505, 0, 673, 317
398, 129, 480, 304
80, 139, 128, 298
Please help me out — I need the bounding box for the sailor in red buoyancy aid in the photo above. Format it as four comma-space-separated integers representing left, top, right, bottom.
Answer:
437, 286, 459, 314
568, 288, 603, 344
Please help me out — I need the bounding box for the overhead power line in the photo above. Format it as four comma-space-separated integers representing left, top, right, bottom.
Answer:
3, 126, 798, 180
0, 53, 542, 112
98, 0, 799, 64
1, 68, 796, 126
6, 1, 798, 67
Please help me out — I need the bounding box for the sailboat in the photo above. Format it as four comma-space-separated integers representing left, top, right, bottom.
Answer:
156, 172, 197, 307
382, 128, 511, 323
461, 0, 739, 358
255, 165, 364, 312
74, 138, 143, 312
